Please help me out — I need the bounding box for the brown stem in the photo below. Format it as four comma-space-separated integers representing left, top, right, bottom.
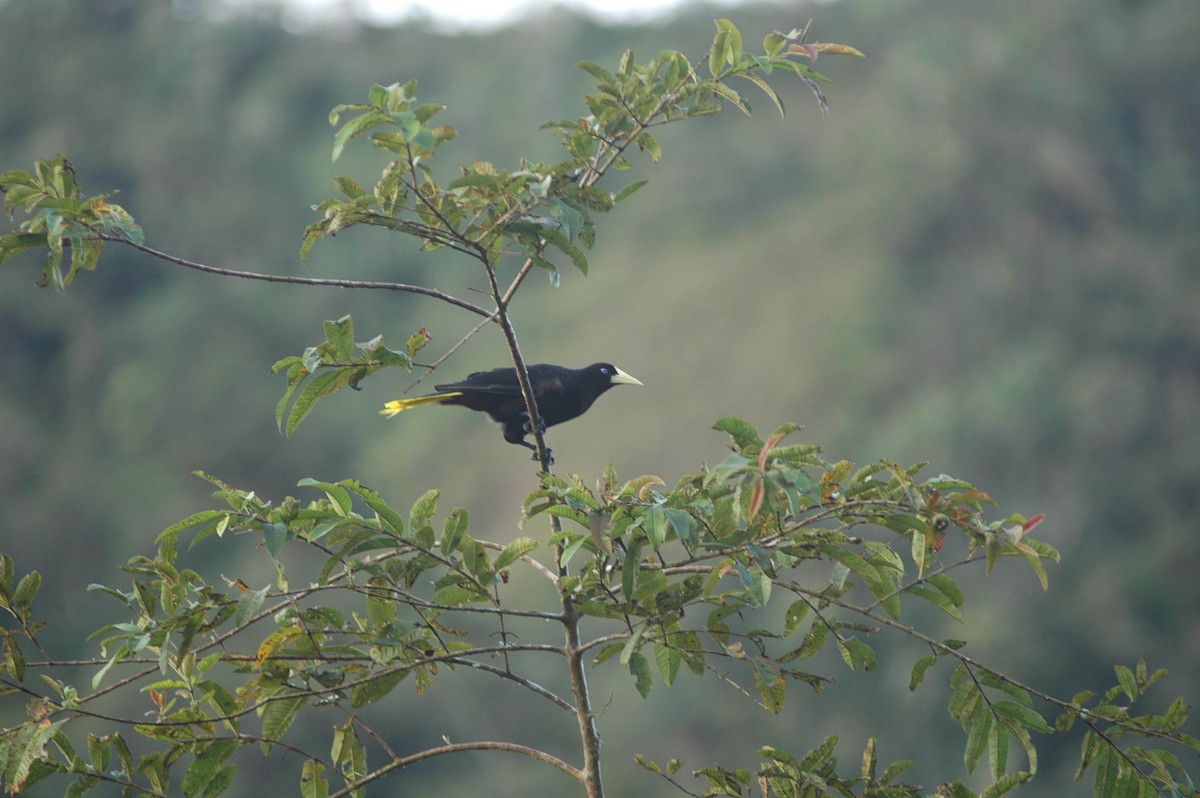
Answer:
96, 233, 493, 318
328, 740, 584, 797
562, 596, 606, 798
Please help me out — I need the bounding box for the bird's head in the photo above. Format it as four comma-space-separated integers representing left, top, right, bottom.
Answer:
590, 363, 643, 388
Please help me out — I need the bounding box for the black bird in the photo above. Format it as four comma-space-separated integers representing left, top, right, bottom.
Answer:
380, 363, 642, 457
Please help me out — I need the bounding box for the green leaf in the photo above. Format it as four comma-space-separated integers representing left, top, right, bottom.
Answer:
344, 482, 405, 536
332, 175, 365, 199
12, 571, 41, 615
156, 509, 228, 542
408, 489, 440, 537
260, 694, 307, 746
1115, 664, 1138, 702
709, 19, 742, 77
993, 700, 1054, 734
494, 537, 539, 570
643, 506, 667, 551
351, 669, 406, 708
907, 585, 962, 621
4, 636, 25, 681
928, 573, 965, 607
783, 599, 810, 637
262, 522, 287, 560
182, 739, 237, 798
629, 651, 654, 698
653, 641, 681, 686
233, 586, 268, 627
612, 180, 648, 204
795, 620, 829, 659
322, 315, 355, 360
0, 232, 47, 267
297, 478, 353, 516
989, 713, 1009, 781
331, 109, 384, 162
964, 704, 992, 774
750, 657, 785, 712
837, 638, 877, 671
713, 417, 762, 451
300, 759, 329, 798
735, 561, 771, 607
910, 655, 937, 691
709, 81, 751, 116
440, 507, 469, 555
284, 368, 354, 436
1017, 542, 1050, 590
763, 31, 787, 57
540, 227, 589, 275
577, 60, 616, 85
735, 71, 784, 117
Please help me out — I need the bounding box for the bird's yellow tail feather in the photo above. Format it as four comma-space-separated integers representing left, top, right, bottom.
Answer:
379, 392, 463, 418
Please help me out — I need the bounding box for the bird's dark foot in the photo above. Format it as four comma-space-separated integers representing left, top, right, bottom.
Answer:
529, 448, 555, 466
522, 418, 548, 436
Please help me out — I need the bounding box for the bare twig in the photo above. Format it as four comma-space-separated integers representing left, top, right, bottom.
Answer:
328, 740, 585, 797
96, 232, 493, 318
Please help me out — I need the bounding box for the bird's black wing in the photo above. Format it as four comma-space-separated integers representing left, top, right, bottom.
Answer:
435, 367, 524, 396
436, 365, 570, 399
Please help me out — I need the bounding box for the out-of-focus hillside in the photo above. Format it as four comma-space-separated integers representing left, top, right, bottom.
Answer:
1, 0, 1197, 794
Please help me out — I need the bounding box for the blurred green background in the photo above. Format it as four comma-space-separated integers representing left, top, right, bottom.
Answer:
1, 0, 1197, 794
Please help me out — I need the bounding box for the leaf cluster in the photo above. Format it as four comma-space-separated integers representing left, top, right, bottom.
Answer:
0, 154, 142, 292
0, 412, 1195, 796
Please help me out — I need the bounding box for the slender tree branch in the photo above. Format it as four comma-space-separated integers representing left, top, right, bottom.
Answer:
404, 312, 497, 392
95, 232, 493, 318
328, 740, 584, 797
446, 656, 575, 714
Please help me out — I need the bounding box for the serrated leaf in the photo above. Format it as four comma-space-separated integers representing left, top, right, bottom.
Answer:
1115, 664, 1137, 702
260, 694, 306, 746
577, 60, 615, 85
408, 489, 440, 536
0, 232, 47, 267
989, 713, 1009, 781
332, 175, 365, 199
350, 669, 406, 708
964, 704, 992, 774
653, 641, 681, 686
284, 368, 353, 436
439, 507, 469, 555
494, 537, 538, 570
156, 509, 228, 542
12, 572, 41, 614
994, 701, 1054, 734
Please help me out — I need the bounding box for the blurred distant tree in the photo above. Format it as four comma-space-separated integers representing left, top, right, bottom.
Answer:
1, 18, 1196, 798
